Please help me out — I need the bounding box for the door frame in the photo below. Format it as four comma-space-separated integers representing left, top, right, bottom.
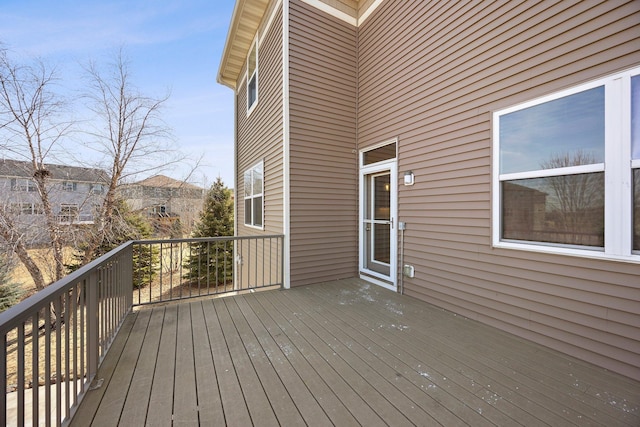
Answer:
359, 147, 397, 291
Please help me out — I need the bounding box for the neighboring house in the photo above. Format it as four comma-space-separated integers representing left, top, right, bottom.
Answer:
217, 0, 640, 381
0, 158, 109, 244
119, 175, 205, 237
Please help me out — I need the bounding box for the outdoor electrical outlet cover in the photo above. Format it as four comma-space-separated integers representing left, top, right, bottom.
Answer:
403, 265, 415, 278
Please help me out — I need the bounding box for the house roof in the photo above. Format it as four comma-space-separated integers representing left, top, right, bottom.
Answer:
217, 0, 271, 89
131, 175, 203, 190
0, 158, 109, 183
217, 0, 371, 89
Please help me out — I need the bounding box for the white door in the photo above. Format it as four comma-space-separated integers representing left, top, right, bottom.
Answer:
360, 159, 397, 290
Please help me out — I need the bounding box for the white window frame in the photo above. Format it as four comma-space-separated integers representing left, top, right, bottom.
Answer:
244, 161, 264, 229
11, 178, 36, 192
62, 181, 77, 192
493, 66, 640, 263
246, 38, 259, 115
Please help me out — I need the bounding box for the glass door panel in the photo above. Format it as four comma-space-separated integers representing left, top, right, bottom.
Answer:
363, 172, 391, 276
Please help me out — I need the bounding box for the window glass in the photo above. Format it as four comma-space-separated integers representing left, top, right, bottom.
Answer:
244, 170, 251, 196
244, 162, 263, 227
502, 173, 604, 247
363, 143, 396, 165
500, 87, 605, 174
253, 164, 263, 195
244, 199, 252, 225
633, 169, 640, 251
248, 43, 257, 77
633, 75, 640, 160
634, 170, 640, 251
253, 197, 263, 227
247, 42, 258, 110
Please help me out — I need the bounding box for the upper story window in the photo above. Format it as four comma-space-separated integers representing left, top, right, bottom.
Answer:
63, 181, 77, 192
493, 66, 640, 261
244, 161, 263, 228
58, 203, 79, 223
247, 40, 258, 114
90, 183, 105, 194
11, 178, 36, 192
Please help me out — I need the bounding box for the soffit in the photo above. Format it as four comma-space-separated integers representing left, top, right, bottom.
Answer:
217, 0, 373, 90
218, 0, 271, 89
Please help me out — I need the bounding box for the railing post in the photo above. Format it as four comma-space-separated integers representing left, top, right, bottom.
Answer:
281, 236, 285, 289
87, 271, 99, 381
1, 335, 6, 427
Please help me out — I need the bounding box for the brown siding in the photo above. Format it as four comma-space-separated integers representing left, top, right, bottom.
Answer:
289, 0, 358, 286
358, 0, 640, 380
236, 6, 284, 237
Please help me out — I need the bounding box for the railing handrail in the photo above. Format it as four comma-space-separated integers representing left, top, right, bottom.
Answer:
0, 240, 134, 335
133, 234, 285, 245
1, 235, 286, 332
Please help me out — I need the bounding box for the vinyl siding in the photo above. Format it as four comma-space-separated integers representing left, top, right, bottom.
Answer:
358, 0, 640, 380
288, 0, 358, 286
236, 6, 284, 237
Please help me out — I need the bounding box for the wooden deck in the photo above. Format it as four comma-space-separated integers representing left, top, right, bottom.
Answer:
71, 278, 640, 426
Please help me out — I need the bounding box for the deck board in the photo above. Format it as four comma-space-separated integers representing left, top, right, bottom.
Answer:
119, 306, 164, 425
201, 298, 253, 426
72, 278, 640, 426
190, 301, 225, 426
145, 305, 177, 427
233, 294, 333, 426
244, 290, 359, 425
90, 309, 151, 427
173, 303, 199, 426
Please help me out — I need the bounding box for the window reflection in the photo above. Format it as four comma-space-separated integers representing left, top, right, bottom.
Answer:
634, 169, 640, 251
500, 87, 605, 174
502, 173, 604, 247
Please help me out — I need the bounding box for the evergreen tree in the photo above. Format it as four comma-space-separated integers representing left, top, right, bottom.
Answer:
0, 254, 23, 312
67, 198, 158, 288
184, 177, 234, 286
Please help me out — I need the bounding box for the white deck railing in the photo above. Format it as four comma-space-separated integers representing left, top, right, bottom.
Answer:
1, 235, 284, 426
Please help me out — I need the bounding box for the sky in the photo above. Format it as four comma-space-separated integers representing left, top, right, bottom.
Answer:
0, 0, 237, 188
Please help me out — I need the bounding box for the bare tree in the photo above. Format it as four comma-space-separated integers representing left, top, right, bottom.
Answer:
79, 48, 180, 262
0, 49, 73, 290
541, 151, 604, 245
0, 47, 196, 297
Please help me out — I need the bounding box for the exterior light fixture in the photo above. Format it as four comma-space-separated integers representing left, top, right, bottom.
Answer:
404, 171, 414, 186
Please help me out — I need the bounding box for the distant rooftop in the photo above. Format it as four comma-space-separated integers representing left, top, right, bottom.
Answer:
0, 158, 109, 183
128, 175, 203, 190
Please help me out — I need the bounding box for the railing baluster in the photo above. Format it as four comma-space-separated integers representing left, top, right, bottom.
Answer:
1, 334, 6, 426
65, 288, 71, 420
72, 285, 78, 407
17, 323, 24, 426
32, 313, 39, 426
44, 305, 51, 427
55, 296, 62, 427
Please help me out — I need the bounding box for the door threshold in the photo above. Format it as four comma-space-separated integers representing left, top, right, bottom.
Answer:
359, 273, 397, 291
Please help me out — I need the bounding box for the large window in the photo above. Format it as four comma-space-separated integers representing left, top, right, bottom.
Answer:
493, 66, 640, 260
244, 162, 263, 228
246, 40, 258, 113
11, 178, 36, 192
